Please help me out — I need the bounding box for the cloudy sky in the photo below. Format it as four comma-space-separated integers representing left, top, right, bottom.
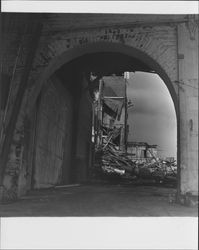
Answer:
126, 72, 177, 158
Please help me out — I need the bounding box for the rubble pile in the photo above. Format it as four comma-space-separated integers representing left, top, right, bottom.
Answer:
94, 128, 177, 184
101, 144, 136, 175
136, 160, 177, 183
94, 128, 136, 179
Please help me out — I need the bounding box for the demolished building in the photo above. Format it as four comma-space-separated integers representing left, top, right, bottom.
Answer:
127, 142, 158, 163
92, 75, 128, 152
92, 74, 177, 185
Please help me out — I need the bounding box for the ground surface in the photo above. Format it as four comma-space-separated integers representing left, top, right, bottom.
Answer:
0, 183, 197, 217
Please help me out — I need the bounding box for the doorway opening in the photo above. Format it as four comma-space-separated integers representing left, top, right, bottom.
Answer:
30, 51, 177, 191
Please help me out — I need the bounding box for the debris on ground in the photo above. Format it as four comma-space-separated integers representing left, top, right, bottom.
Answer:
136, 160, 177, 184
94, 127, 177, 185
94, 128, 136, 180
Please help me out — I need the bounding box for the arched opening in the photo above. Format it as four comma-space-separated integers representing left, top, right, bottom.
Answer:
28, 42, 179, 200
29, 42, 178, 114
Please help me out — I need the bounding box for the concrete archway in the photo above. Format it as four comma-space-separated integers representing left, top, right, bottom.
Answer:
27, 42, 179, 116
26, 41, 180, 193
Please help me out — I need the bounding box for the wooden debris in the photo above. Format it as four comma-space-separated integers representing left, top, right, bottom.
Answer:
94, 127, 177, 184
95, 127, 136, 177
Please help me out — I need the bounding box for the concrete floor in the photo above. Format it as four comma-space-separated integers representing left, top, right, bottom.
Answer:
0, 183, 197, 217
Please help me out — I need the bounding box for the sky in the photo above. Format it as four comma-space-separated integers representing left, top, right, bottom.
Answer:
126, 72, 177, 159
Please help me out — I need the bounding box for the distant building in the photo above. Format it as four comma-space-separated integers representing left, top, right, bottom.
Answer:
127, 142, 158, 162
93, 75, 128, 151
102, 76, 127, 151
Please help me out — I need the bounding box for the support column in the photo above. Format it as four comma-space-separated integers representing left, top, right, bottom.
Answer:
177, 17, 198, 197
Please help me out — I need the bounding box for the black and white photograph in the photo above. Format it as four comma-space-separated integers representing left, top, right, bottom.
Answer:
0, 1, 198, 249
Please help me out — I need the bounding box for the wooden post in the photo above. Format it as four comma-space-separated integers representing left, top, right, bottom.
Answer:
97, 79, 103, 147
124, 78, 128, 153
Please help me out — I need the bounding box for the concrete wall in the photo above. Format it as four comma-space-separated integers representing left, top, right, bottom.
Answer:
1, 74, 76, 199
33, 76, 75, 189
177, 18, 198, 195
0, 15, 41, 200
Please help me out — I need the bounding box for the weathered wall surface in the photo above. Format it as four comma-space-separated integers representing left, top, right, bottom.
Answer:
0, 14, 198, 201
30, 21, 178, 92
32, 76, 74, 189
0, 15, 42, 200
177, 20, 198, 195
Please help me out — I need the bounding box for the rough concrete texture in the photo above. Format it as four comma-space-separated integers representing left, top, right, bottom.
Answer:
1, 14, 198, 201
177, 21, 198, 195
0, 184, 197, 217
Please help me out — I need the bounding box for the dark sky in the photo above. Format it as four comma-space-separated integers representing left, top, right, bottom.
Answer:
126, 72, 177, 159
